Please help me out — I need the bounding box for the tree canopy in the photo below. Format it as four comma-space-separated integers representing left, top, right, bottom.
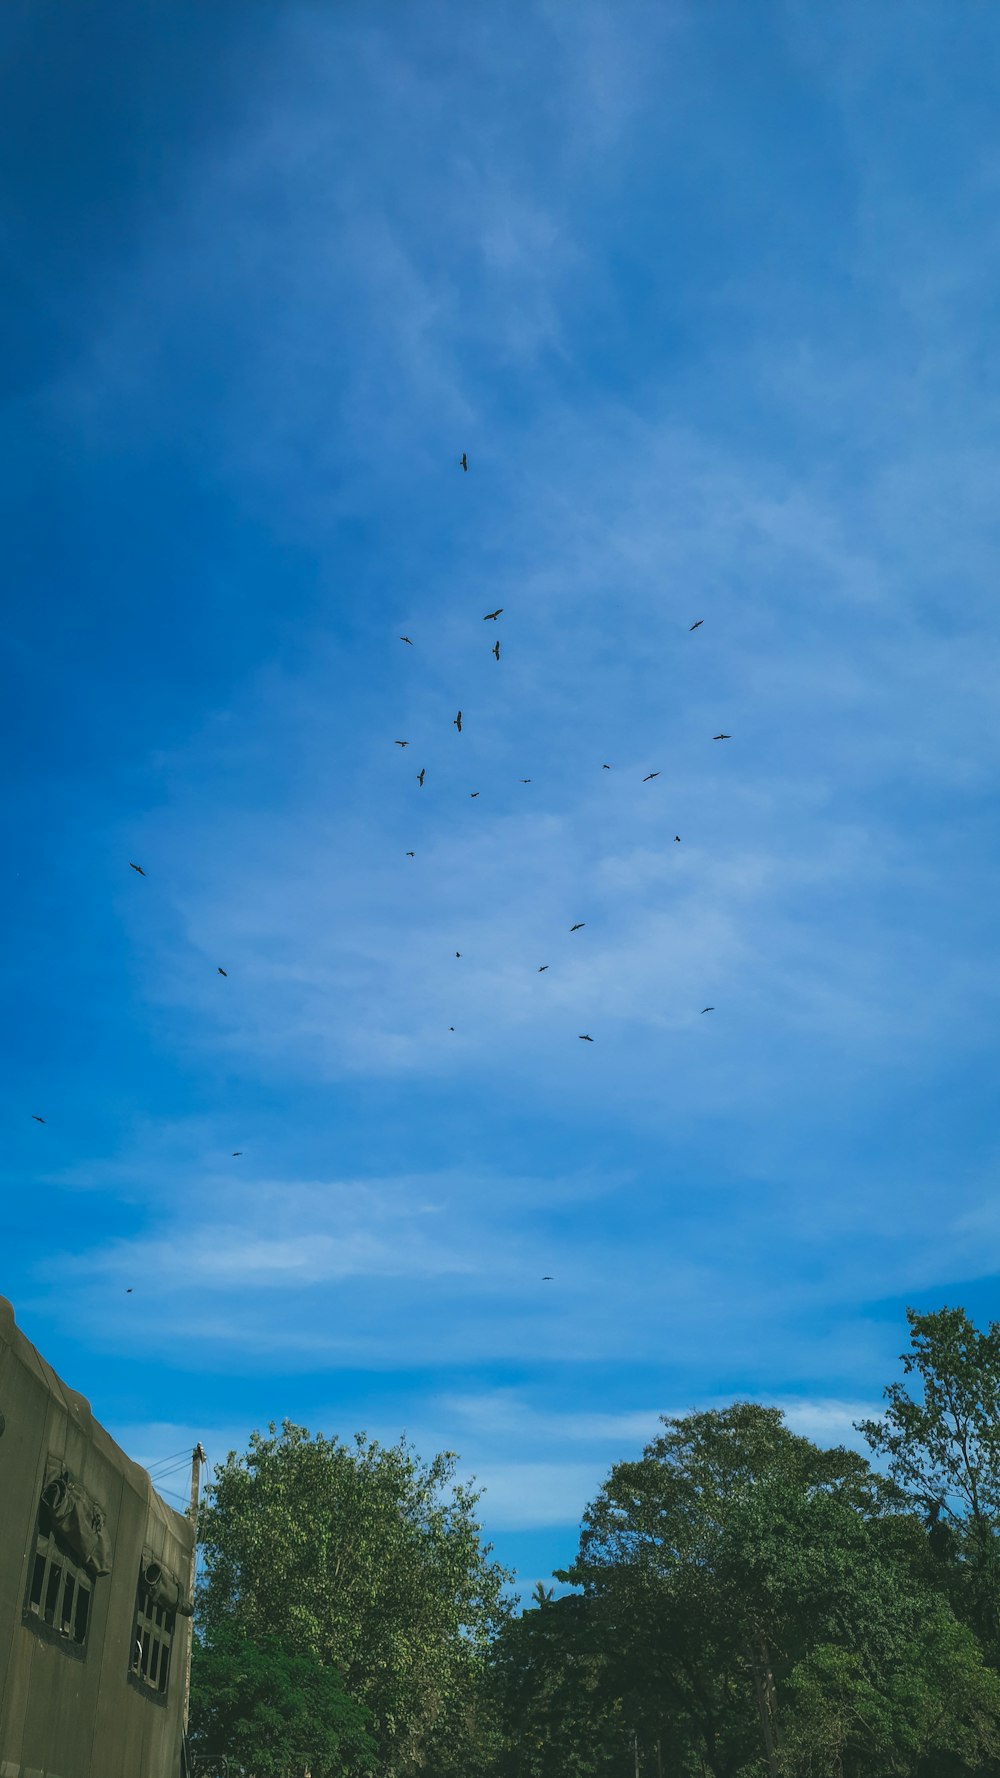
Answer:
194, 1420, 515, 1777
190, 1307, 1000, 1778
857, 1304, 1000, 1651
502, 1402, 1000, 1777
188, 1621, 377, 1778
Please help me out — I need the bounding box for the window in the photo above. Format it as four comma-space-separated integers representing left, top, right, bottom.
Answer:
23, 1461, 111, 1654
24, 1499, 93, 1650
131, 1559, 177, 1697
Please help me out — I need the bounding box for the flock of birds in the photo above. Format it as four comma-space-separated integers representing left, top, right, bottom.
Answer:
395, 455, 730, 1053
29, 452, 731, 1286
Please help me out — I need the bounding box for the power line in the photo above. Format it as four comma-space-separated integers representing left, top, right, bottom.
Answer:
148, 1462, 191, 1484
154, 1483, 189, 1506
146, 1446, 195, 1477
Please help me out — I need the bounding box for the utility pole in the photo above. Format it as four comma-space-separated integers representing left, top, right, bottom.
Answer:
182, 1442, 207, 1741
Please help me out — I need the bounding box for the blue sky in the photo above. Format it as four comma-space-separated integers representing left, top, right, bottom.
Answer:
4, 0, 1000, 1603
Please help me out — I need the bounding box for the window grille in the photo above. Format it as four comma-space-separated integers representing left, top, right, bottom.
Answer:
24, 1507, 93, 1649
131, 1560, 177, 1697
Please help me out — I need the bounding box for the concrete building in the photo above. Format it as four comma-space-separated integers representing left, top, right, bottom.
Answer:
0, 1295, 194, 1778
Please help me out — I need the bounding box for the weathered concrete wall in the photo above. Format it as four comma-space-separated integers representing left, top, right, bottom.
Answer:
0, 1295, 193, 1778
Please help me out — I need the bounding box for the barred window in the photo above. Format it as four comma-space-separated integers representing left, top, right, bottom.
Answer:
24, 1505, 93, 1649
131, 1560, 176, 1696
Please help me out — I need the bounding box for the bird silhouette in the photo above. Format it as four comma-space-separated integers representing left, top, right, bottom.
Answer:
400, 636, 413, 645
643, 771, 660, 782
449, 1026, 455, 1031
460, 453, 468, 472
455, 951, 461, 958
538, 965, 549, 972
493, 639, 500, 661
417, 768, 425, 786
520, 778, 531, 783
483, 609, 503, 621
218, 967, 228, 977
713, 734, 731, 740
579, 1034, 593, 1042
689, 619, 704, 631
126, 1288, 133, 1294
129, 862, 145, 875
394, 740, 409, 748
31, 1114, 45, 1124
454, 711, 462, 732
570, 922, 585, 932
675, 835, 681, 842
406, 851, 415, 857
542, 1276, 553, 1281
701, 1007, 714, 1013
470, 791, 479, 798
232, 1152, 242, 1156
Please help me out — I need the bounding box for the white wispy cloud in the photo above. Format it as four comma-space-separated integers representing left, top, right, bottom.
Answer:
114, 1389, 883, 1545
438, 1389, 881, 1456
11, 0, 1000, 1576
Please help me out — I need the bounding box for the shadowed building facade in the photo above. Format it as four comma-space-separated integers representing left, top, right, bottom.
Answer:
0, 1296, 193, 1778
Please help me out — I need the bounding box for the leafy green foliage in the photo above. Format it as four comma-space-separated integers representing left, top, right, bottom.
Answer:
532, 1401, 1000, 1777
190, 1308, 1000, 1778
487, 1591, 635, 1778
196, 1420, 515, 1778
189, 1621, 376, 1777
549, 1406, 900, 1773
856, 1307, 1000, 1524
857, 1305, 1000, 1651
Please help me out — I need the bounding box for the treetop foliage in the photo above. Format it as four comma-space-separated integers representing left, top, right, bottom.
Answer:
857, 1305, 1000, 1524
191, 1307, 1000, 1778
195, 1419, 514, 1777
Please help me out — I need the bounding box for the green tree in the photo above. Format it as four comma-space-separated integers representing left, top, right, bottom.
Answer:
196, 1421, 515, 1778
189, 1621, 377, 1777
487, 1590, 634, 1778
776, 1602, 1000, 1778
857, 1305, 1000, 1652
554, 1405, 893, 1775
551, 1402, 1000, 1778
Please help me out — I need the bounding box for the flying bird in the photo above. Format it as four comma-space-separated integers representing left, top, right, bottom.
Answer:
449, 1026, 455, 1031
129, 862, 145, 875
126, 1288, 133, 1294
218, 967, 228, 976
455, 951, 461, 958
538, 965, 549, 972
31, 1114, 45, 1124
713, 734, 731, 741
417, 768, 425, 786
602, 764, 611, 769
394, 740, 409, 748
470, 791, 479, 798
579, 1034, 593, 1042
689, 619, 704, 631
483, 609, 503, 621
406, 851, 415, 857
454, 711, 462, 732
701, 1007, 714, 1013
460, 453, 468, 472
400, 636, 413, 645
569, 922, 585, 932
542, 1276, 553, 1281
643, 772, 660, 782
492, 639, 500, 661
675, 835, 681, 842
520, 778, 531, 783
232, 1152, 242, 1156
